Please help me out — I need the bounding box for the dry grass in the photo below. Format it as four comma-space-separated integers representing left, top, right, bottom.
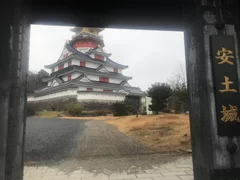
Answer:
107, 114, 191, 152
39, 112, 191, 152
36, 111, 62, 118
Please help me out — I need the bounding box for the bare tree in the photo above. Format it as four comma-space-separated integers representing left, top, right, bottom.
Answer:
167, 62, 188, 113
168, 62, 187, 90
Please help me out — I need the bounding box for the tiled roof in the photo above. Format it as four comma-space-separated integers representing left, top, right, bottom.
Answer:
85, 49, 111, 57
43, 65, 132, 82
123, 86, 145, 96
45, 43, 128, 69
34, 80, 145, 96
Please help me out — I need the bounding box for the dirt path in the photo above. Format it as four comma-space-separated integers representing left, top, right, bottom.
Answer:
73, 120, 154, 159
25, 118, 190, 174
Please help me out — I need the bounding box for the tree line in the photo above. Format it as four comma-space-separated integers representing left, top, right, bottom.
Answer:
27, 69, 49, 93
147, 63, 188, 114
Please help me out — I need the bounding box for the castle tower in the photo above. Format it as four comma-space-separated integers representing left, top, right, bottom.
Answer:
70, 27, 105, 53
28, 27, 145, 106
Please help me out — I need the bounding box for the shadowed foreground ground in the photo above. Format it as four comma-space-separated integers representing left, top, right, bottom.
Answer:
24, 117, 192, 176
25, 118, 153, 166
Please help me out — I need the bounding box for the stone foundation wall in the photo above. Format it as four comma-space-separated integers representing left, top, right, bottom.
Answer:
27, 96, 78, 111
27, 96, 118, 111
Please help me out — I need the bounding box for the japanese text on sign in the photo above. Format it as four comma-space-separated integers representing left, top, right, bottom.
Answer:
210, 35, 240, 136
219, 76, 237, 93
216, 47, 235, 65
221, 105, 240, 122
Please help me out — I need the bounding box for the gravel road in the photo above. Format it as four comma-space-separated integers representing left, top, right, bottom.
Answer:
24, 118, 188, 173
24, 118, 153, 165
24, 118, 85, 164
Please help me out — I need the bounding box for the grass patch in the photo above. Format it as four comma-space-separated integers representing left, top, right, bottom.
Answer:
107, 114, 191, 153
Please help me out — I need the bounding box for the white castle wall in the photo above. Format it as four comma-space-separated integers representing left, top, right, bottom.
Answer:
109, 78, 122, 84
51, 59, 124, 74
87, 74, 99, 81
104, 66, 122, 73
64, 62, 68, 68
87, 74, 122, 84
72, 59, 80, 65
89, 54, 94, 59
105, 66, 113, 72
77, 92, 125, 101
27, 89, 77, 101
27, 90, 152, 114
62, 72, 81, 81
77, 87, 87, 91
77, 87, 118, 93
47, 73, 123, 85
86, 61, 99, 68
93, 88, 103, 92
27, 90, 125, 102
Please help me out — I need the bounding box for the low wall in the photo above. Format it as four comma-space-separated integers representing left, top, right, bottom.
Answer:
27, 96, 119, 111
27, 92, 149, 113
27, 96, 78, 111
27, 89, 77, 102
77, 92, 125, 102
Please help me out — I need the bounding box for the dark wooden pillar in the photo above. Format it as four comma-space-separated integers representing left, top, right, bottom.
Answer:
0, 1, 13, 179
183, 0, 240, 179
0, 0, 30, 179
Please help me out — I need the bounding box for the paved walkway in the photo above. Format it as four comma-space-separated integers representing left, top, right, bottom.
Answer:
24, 155, 193, 180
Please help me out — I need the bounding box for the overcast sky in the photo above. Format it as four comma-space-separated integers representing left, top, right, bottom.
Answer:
29, 25, 186, 91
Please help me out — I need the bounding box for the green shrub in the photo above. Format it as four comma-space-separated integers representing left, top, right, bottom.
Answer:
67, 104, 83, 116
78, 111, 93, 117
81, 101, 112, 111
92, 110, 111, 116
111, 102, 128, 116
161, 107, 172, 113
26, 103, 36, 116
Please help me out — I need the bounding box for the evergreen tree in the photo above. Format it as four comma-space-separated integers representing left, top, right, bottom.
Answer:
27, 69, 49, 93
147, 83, 172, 114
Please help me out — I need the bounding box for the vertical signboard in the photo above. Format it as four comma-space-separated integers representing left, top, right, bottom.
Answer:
210, 35, 240, 136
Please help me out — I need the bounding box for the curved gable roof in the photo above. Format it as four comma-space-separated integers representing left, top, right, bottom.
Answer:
44, 43, 128, 69
48, 65, 132, 81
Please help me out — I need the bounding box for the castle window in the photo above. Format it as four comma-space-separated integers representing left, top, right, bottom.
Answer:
95, 54, 104, 61
99, 77, 109, 83
68, 61, 72, 66
58, 64, 64, 70
87, 88, 93, 91
67, 75, 71, 81
80, 61, 86, 67
103, 89, 113, 93
114, 68, 118, 73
